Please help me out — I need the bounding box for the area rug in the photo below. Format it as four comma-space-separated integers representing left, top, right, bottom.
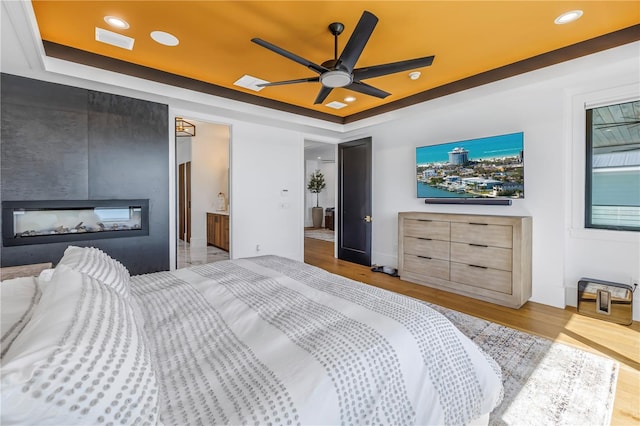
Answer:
304, 228, 335, 242
425, 303, 618, 426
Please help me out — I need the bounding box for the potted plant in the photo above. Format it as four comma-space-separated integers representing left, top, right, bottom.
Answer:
307, 169, 326, 228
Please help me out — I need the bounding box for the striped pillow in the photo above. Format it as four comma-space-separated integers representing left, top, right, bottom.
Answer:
57, 246, 130, 298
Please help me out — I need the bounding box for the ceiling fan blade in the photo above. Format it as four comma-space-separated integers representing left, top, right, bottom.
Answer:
353, 55, 435, 80
251, 38, 328, 74
347, 81, 391, 99
258, 77, 320, 87
337, 10, 378, 72
314, 86, 334, 104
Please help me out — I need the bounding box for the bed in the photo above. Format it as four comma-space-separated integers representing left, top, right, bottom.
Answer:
1, 246, 503, 425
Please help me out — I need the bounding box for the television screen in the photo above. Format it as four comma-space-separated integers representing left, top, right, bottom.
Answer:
416, 132, 524, 199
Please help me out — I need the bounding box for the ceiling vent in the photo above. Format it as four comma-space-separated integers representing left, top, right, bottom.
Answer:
95, 27, 135, 50
233, 75, 270, 92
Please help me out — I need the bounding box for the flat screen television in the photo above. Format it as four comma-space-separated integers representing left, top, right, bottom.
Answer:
416, 132, 524, 203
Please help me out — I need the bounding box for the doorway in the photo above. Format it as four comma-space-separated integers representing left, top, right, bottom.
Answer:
178, 161, 191, 242
304, 141, 336, 246
337, 137, 372, 266
175, 118, 231, 268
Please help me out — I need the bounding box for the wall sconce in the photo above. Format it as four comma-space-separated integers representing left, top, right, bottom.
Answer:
175, 117, 196, 137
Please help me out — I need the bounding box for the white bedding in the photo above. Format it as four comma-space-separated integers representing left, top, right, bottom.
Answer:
131, 255, 503, 425
1, 250, 503, 425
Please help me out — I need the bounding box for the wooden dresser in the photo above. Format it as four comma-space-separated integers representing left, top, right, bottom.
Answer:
398, 212, 532, 308
207, 212, 229, 251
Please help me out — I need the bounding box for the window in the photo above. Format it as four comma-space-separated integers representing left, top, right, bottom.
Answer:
585, 100, 640, 231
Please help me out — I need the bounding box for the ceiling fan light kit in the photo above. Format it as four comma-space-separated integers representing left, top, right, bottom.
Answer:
320, 70, 353, 88
251, 10, 434, 105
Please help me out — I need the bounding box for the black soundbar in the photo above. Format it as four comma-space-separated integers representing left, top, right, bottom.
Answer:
424, 198, 512, 206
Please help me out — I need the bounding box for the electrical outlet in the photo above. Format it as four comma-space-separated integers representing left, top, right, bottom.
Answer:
256, 244, 261, 252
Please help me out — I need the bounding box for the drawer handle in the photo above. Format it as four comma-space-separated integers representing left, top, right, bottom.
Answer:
469, 243, 488, 248
417, 219, 432, 222
468, 222, 488, 226
418, 237, 432, 241
417, 255, 432, 260
468, 264, 488, 269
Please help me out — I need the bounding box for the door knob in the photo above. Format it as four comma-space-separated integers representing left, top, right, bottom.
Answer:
364, 215, 372, 222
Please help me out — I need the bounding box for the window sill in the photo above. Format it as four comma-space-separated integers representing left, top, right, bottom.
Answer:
569, 227, 640, 244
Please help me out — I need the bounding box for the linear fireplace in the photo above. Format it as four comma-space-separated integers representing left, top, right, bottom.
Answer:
2, 200, 149, 246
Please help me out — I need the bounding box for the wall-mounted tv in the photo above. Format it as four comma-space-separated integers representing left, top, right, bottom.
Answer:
416, 132, 524, 203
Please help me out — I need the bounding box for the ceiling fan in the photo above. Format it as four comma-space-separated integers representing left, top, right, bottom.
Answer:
251, 10, 435, 105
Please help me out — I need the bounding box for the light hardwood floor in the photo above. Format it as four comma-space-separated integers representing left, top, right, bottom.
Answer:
304, 237, 640, 425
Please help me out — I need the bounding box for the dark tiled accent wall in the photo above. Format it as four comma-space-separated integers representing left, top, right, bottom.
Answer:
1, 76, 89, 200
0, 73, 169, 274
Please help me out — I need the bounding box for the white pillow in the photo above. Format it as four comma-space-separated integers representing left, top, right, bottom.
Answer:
1, 264, 159, 425
37, 268, 55, 286
0, 276, 41, 359
57, 246, 130, 298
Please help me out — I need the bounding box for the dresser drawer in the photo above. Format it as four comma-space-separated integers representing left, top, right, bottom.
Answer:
403, 254, 450, 281
451, 222, 512, 248
404, 237, 449, 260
403, 219, 450, 241
450, 242, 512, 271
450, 262, 512, 294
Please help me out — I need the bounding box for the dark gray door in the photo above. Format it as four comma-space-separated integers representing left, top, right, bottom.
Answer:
338, 137, 372, 266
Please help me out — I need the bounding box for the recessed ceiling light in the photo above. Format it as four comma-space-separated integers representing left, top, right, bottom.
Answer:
344, 96, 356, 102
325, 101, 347, 110
150, 31, 179, 46
409, 71, 421, 80
554, 10, 583, 25
104, 16, 129, 29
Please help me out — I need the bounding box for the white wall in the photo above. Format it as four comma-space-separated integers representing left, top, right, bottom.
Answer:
176, 137, 191, 165
342, 42, 640, 319
231, 122, 305, 260
188, 121, 230, 247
